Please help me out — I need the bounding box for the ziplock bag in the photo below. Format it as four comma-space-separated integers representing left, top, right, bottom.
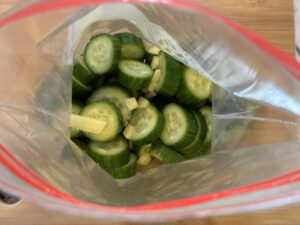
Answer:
1, 0, 300, 222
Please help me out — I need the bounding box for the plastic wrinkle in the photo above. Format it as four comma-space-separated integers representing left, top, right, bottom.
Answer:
2, 144, 300, 212
0, 0, 299, 75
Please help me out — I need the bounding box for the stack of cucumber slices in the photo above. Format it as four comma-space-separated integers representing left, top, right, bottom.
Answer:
70, 32, 212, 179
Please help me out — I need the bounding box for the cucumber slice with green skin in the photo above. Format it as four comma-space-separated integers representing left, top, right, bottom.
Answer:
115, 33, 145, 61
183, 145, 210, 160
118, 60, 153, 90
201, 106, 212, 146
88, 136, 130, 168
134, 144, 152, 166
89, 85, 131, 125
70, 102, 83, 138
80, 101, 122, 142
161, 103, 198, 148
128, 89, 141, 99
72, 76, 92, 99
150, 141, 184, 163
153, 51, 183, 97
176, 67, 212, 106
84, 34, 121, 75
177, 111, 208, 155
73, 56, 98, 85
105, 154, 137, 179
124, 104, 164, 145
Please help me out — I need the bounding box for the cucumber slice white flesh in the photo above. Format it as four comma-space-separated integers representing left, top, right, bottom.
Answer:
88, 85, 131, 125
118, 60, 153, 90
69, 114, 106, 134
88, 136, 130, 168
176, 68, 212, 106
106, 154, 137, 179
161, 103, 198, 148
70, 102, 83, 138
137, 97, 150, 108
80, 101, 122, 142
134, 144, 152, 166
148, 46, 161, 55
201, 106, 212, 146
72, 76, 92, 98
150, 141, 184, 163
123, 125, 137, 140
73, 56, 98, 85
144, 92, 157, 100
147, 69, 161, 93
115, 33, 145, 61
124, 98, 138, 111
85, 34, 121, 75
124, 104, 164, 145
154, 51, 183, 97
151, 56, 159, 69
177, 111, 208, 156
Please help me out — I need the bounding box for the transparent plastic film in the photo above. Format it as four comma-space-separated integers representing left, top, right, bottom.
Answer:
0, 0, 300, 222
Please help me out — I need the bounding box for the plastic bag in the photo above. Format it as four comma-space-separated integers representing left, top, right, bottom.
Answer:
1, 0, 300, 222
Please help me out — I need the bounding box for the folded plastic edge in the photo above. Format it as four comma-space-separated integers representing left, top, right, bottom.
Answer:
2, 144, 300, 212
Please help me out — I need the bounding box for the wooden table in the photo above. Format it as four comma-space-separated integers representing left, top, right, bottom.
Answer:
0, 0, 297, 224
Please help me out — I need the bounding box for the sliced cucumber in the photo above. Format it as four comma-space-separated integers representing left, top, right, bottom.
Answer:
70, 102, 83, 138
147, 69, 161, 93
118, 60, 153, 90
161, 103, 198, 148
152, 51, 183, 97
80, 101, 122, 142
69, 114, 106, 134
151, 56, 159, 69
72, 76, 92, 98
183, 145, 210, 160
89, 85, 131, 125
88, 136, 130, 168
148, 46, 161, 55
128, 89, 141, 99
73, 56, 98, 84
201, 106, 212, 146
115, 33, 145, 61
123, 104, 164, 145
137, 97, 150, 109
134, 144, 152, 166
84, 34, 121, 75
150, 141, 184, 163
177, 111, 208, 156
106, 154, 137, 179
124, 98, 138, 111
176, 67, 212, 106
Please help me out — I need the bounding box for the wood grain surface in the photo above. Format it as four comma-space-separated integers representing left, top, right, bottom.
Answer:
0, 0, 298, 225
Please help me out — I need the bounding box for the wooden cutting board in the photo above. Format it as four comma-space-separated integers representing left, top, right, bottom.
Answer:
0, 0, 298, 225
